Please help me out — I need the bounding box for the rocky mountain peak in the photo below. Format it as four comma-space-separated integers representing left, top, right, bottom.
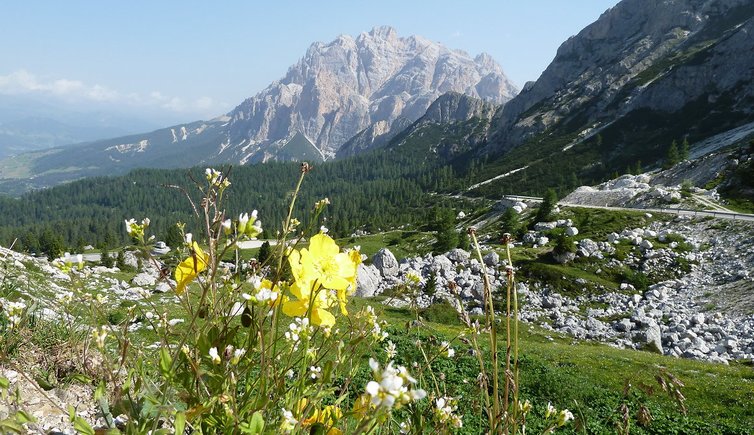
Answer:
226, 27, 517, 162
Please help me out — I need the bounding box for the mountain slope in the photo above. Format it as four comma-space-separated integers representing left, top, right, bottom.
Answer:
463, 0, 754, 196
0, 27, 517, 193
488, 0, 754, 156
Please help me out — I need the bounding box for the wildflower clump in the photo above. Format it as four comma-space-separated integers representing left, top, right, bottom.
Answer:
283, 232, 358, 326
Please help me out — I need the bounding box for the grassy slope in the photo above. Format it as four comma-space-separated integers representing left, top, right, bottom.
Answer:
372, 299, 754, 434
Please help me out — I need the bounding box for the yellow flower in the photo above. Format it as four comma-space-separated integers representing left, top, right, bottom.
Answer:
174, 242, 209, 295
299, 399, 342, 435
283, 233, 358, 326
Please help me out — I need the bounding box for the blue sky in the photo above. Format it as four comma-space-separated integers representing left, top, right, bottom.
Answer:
1, 1, 620, 122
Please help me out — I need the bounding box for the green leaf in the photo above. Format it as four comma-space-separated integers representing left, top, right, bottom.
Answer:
248, 411, 264, 434
174, 411, 186, 435
68, 373, 93, 385
13, 410, 35, 424
0, 376, 9, 390
72, 415, 95, 435
0, 419, 25, 434
159, 347, 173, 379
94, 380, 106, 401
322, 360, 334, 383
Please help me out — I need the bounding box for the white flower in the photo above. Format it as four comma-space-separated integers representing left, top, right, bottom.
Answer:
231, 348, 246, 365
222, 219, 232, 234
440, 341, 455, 358
546, 402, 557, 418
4, 300, 26, 328
238, 213, 250, 234
124, 218, 137, 235
209, 347, 221, 364
385, 340, 397, 359
435, 396, 462, 428
365, 358, 426, 410
558, 409, 574, 426
309, 365, 322, 379
320, 225, 329, 234
280, 408, 297, 433
75, 254, 84, 268
184, 233, 193, 244
284, 318, 312, 350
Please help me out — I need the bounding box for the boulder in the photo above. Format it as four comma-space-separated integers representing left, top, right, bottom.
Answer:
483, 251, 499, 267
565, 226, 579, 236
432, 255, 454, 276
577, 239, 600, 257
373, 248, 399, 277
534, 222, 557, 231
131, 273, 156, 287
553, 251, 576, 264
614, 318, 633, 332
447, 248, 470, 264
354, 264, 381, 298
641, 323, 664, 354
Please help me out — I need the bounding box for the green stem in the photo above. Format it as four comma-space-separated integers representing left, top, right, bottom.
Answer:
470, 230, 499, 431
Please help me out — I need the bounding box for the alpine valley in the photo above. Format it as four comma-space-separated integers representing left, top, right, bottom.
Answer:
2, 1, 754, 433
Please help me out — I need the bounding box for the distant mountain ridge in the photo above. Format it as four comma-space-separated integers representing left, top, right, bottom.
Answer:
0, 26, 517, 192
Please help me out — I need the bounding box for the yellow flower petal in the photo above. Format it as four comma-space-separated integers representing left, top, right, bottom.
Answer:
283, 300, 309, 318
174, 242, 209, 295
312, 307, 335, 327
309, 233, 339, 258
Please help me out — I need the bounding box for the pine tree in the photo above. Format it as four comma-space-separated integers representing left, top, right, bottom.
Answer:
164, 224, 183, 249
432, 207, 457, 254
664, 140, 680, 169
116, 250, 128, 270
500, 207, 520, 238
39, 227, 64, 260
258, 241, 272, 265
680, 138, 690, 161
535, 189, 558, 223
457, 229, 470, 251
101, 246, 114, 268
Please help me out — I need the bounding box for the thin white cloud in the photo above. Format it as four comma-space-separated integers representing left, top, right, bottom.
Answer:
0, 69, 222, 115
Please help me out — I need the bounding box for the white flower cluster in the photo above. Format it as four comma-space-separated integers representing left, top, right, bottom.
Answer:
365, 358, 426, 410
434, 396, 463, 428
238, 211, 262, 239
124, 217, 150, 237
285, 317, 313, 350
3, 300, 26, 328
245, 277, 278, 305
205, 168, 230, 188
440, 341, 455, 358
385, 340, 397, 359
365, 306, 388, 342
280, 408, 298, 433
546, 402, 574, 427
207, 345, 246, 366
